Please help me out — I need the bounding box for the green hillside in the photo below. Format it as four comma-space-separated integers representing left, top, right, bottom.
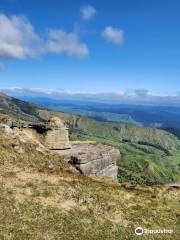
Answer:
0, 92, 180, 185
37, 109, 180, 185
0, 92, 44, 123
0, 132, 179, 239
44, 105, 140, 125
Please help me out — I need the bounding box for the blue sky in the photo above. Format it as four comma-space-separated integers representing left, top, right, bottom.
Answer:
0, 0, 180, 95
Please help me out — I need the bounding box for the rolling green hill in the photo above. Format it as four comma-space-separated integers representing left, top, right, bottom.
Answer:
60, 116, 180, 185
0, 131, 179, 239
0, 92, 180, 185
0, 92, 44, 123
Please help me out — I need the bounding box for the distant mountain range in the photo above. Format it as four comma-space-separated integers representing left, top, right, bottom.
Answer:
2, 87, 180, 105
6, 94, 180, 132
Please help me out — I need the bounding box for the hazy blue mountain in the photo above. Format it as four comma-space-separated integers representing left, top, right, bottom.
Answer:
13, 96, 180, 130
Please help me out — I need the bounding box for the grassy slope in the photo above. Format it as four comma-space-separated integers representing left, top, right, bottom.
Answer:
1, 93, 180, 185
42, 111, 180, 185
0, 93, 44, 123
0, 133, 180, 240
37, 109, 179, 151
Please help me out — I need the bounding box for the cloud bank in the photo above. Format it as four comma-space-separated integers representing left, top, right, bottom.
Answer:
0, 12, 124, 61
0, 14, 89, 60
102, 26, 124, 45
1, 87, 180, 106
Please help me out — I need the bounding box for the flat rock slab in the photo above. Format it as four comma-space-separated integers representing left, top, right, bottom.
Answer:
55, 143, 120, 181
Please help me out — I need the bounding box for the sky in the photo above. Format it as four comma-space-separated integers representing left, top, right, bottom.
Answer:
0, 0, 180, 97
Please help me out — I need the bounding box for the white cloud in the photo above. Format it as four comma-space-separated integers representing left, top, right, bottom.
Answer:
47, 30, 89, 58
0, 64, 5, 71
102, 26, 124, 45
80, 5, 96, 20
0, 14, 44, 59
0, 14, 89, 60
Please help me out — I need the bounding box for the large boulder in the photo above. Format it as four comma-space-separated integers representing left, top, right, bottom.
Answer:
56, 143, 120, 181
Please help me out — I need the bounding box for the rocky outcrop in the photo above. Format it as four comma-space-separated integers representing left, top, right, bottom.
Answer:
0, 115, 120, 181
0, 123, 46, 153
2, 116, 71, 150
56, 143, 120, 181
44, 117, 71, 150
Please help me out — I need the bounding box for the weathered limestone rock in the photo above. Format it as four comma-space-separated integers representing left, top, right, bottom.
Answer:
1, 116, 71, 150
56, 143, 120, 181
0, 123, 46, 153
0, 115, 120, 180
44, 117, 71, 150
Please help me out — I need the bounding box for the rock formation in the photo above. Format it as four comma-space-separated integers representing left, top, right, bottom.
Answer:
44, 117, 71, 150
0, 115, 120, 181
57, 143, 120, 181
2, 116, 71, 150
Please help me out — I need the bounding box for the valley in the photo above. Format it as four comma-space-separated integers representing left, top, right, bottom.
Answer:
0, 92, 180, 185
14, 96, 180, 130
0, 108, 179, 240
